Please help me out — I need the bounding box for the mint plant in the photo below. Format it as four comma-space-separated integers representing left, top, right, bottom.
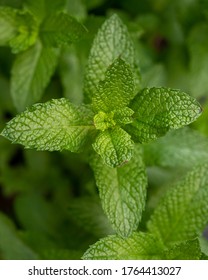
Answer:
0, 0, 86, 111
0, 0, 208, 260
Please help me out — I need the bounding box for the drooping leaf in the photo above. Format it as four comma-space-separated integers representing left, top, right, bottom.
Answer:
82, 232, 163, 260
163, 238, 201, 260
126, 87, 202, 143
11, 40, 59, 111
147, 163, 208, 244
1, 98, 95, 152
92, 127, 134, 168
0, 7, 18, 45
40, 12, 87, 47
92, 58, 135, 112
143, 127, 208, 168
0, 212, 38, 260
84, 14, 136, 100
91, 146, 147, 237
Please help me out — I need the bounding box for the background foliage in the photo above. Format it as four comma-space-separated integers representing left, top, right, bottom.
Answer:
0, 0, 208, 259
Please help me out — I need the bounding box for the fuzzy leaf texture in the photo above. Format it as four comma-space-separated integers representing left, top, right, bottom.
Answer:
1, 98, 95, 152
40, 12, 87, 47
0, 7, 18, 45
91, 146, 147, 237
92, 57, 135, 112
126, 87, 202, 143
92, 127, 134, 168
11, 40, 59, 111
82, 232, 163, 260
147, 162, 208, 244
84, 14, 136, 100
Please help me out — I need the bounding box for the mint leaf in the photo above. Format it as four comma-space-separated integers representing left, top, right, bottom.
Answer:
143, 128, 208, 168
9, 11, 38, 54
1, 98, 95, 152
147, 163, 208, 244
84, 14, 136, 100
92, 127, 134, 168
0, 212, 37, 260
126, 87, 202, 143
11, 41, 59, 111
67, 197, 114, 237
0, 7, 17, 45
82, 232, 163, 260
40, 12, 87, 47
24, 0, 66, 22
163, 239, 201, 260
91, 146, 147, 236
92, 58, 135, 112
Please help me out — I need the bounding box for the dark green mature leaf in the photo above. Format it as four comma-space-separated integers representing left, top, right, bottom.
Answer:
0, 212, 37, 260
1, 98, 95, 152
11, 40, 59, 111
163, 239, 201, 260
143, 128, 208, 168
84, 14, 135, 100
126, 87, 202, 143
147, 163, 208, 244
40, 12, 87, 47
92, 127, 134, 168
82, 232, 163, 260
91, 146, 147, 237
0, 7, 18, 45
92, 58, 135, 112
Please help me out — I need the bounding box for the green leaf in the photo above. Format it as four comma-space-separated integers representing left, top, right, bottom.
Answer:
126, 87, 202, 143
24, 0, 66, 22
82, 232, 163, 260
92, 127, 134, 168
1, 98, 95, 152
143, 127, 208, 168
84, 14, 136, 101
11, 40, 59, 111
0, 7, 18, 45
9, 11, 38, 53
67, 197, 114, 237
91, 146, 147, 237
92, 58, 135, 112
0, 212, 37, 260
147, 162, 208, 244
163, 239, 201, 260
40, 12, 87, 47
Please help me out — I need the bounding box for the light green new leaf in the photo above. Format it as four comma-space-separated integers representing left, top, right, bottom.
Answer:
0, 7, 18, 45
92, 58, 135, 112
163, 239, 201, 260
147, 163, 208, 244
92, 127, 134, 168
9, 11, 38, 54
0, 212, 37, 260
40, 12, 87, 47
91, 146, 147, 237
82, 232, 163, 260
11, 40, 59, 111
1, 98, 95, 152
84, 14, 135, 100
24, 0, 66, 22
126, 87, 202, 143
